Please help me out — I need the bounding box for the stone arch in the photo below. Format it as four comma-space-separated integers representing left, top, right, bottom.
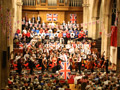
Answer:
92, 0, 102, 18
101, 0, 114, 57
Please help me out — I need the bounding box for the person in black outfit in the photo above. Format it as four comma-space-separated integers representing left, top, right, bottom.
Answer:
57, 57, 61, 71
38, 55, 42, 67
28, 59, 34, 75
91, 59, 94, 73
17, 59, 22, 75
46, 53, 50, 71
37, 15, 41, 24
101, 51, 105, 66
105, 58, 109, 73
41, 57, 46, 73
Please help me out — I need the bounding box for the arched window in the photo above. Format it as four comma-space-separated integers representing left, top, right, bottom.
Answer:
111, 0, 117, 25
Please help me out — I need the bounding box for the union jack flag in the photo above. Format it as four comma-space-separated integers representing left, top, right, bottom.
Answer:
47, 14, 58, 21
70, 14, 77, 24
60, 62, 71, 79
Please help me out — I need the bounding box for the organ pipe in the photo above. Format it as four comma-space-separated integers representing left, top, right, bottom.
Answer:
22, 0, 83, 6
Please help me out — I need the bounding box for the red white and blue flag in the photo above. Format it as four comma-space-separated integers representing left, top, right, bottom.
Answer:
60, 62, 71, 79
70, 14, 77, 24
47, 14, 58, 21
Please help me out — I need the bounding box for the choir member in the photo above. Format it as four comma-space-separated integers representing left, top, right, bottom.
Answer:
37, 15, 41, 24
31, 15, 36, 24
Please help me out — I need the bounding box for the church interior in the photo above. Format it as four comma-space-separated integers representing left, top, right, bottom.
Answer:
0, 0, 120, 90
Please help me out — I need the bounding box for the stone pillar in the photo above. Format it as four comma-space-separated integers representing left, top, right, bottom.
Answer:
92, 17, 99, 39
116, 10, 120, 73
82, 0, 89, 30
101, 14, 111, 59
17, 1, 23, 31
0, 0, 14, 89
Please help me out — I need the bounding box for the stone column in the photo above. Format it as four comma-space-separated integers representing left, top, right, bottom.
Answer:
17, 1, 23, 32
92, 17, 99, 39
0, 0, 13, 89
82, 0, 92, 38
101, 14, 111, 58
82, 0, 89, 30
116, 9, 120, 73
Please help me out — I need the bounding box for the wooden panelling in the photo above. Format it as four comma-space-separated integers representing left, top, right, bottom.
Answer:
39, 11, 65, 24
22, 11, 39, 19
22, 11, 65, 24
22, 6, 83, 11
22, 10, 83, 24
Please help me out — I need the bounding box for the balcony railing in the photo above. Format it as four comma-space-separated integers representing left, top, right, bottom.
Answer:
22, 0, 83, 7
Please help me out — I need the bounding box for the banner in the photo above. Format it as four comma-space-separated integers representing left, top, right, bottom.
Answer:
111, 26, 117, 47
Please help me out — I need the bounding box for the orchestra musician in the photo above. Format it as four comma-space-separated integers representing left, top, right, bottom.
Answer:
37, 15, 41, 24
42, 55, 47, 73
28, 57, 35, 75
52, 54, 57, 73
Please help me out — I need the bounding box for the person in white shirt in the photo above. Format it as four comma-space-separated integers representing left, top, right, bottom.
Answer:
24, 52, 29, 61
70, 31, 75, 40
82, 53, 87, 60
56, 28, 60, 33
30, 31, 34, 39
62, 21, 66, 26
49, 32, 54, 40
66, 41, 71, 49
68, 21, 70, 27
48, 28, 53, 34
42, 21, 45, 28
69, 46, 74, 54
14, 53, 21, 62
51, 22, 55, 28
63, 52, 68, 62
77, 54, 82, 74
41, 31, 46, 38
28, 18, 31, 24
18, 34, 22, 41
23, 27, 27, 34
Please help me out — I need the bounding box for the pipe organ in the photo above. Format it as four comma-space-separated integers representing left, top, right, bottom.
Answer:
41, 0, 46, 3
22, 0, 83, 7
59, 0, 64, 3
48, 0, 57, 6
